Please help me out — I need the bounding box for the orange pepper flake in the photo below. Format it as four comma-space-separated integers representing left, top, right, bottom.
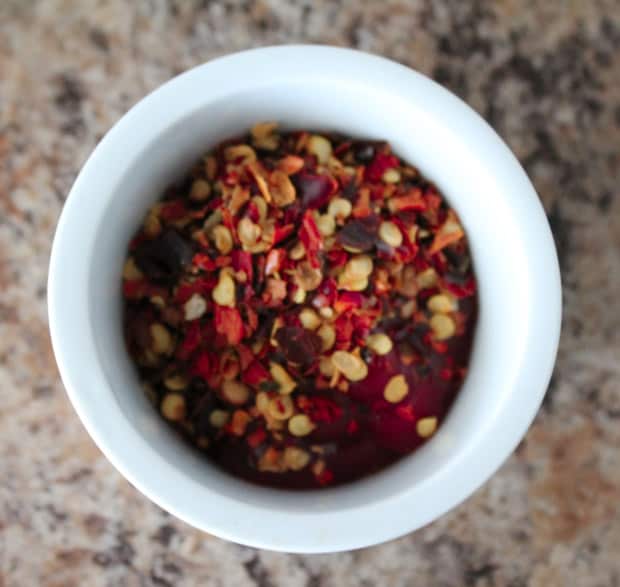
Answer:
229, 410, 251, 436
214, 306, 244, 345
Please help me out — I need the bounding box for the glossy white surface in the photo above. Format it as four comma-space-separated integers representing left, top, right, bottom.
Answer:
48, 46, 561, 553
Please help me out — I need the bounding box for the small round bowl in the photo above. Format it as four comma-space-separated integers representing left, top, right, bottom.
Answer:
48, 46, 561, 553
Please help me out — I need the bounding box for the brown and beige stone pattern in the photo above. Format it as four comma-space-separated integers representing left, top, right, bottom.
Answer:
1, 1, 619, 585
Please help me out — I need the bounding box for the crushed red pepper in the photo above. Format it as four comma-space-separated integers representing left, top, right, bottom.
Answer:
122, 123, 478, 489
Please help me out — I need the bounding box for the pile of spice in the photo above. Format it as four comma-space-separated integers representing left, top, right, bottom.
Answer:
122, 123, 477, 489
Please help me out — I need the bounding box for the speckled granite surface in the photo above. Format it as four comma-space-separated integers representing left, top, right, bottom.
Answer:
1, 0, 619, 585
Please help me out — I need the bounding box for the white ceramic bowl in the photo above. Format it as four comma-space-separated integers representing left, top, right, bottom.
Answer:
48, 46, 561, 553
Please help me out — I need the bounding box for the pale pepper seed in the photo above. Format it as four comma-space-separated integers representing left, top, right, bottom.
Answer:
379, 221, 403, 248
183, 293, 207, 321
288, 414, 315, 437
212, 224, 233, 254
291, 287, 306, 304
318, 323, 336, 351
327, 197, 352, 220
209, 409, 230, 428
190, 179, 211, 201
283, 446, 311, 471
331, 351, 368, 382
316, 214, 336, 236
150, 323, 173, 355
238, 217, 262, 248
382, 168, 401, 183
221, 380, 250, 405
307, 135, 332, 164
299, 308, 321, 330
366, 333, 393, 355
384, 374, 409, 403
161, 393, 186, 421
427, 294, 455, 314
212, 270, 236, 307
430, 314, 456, 340
164, 374, 189, 391
269, 362, 297, 395
417, 417, 438, 438
123, 257, 143, 281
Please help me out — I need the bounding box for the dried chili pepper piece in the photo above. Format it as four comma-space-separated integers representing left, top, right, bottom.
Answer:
231, 250, 254, 282
176, 321, 202, 360
299, 210, 323, 268
193, 252, 216, 272
242, 360, 271, 386
159, 199, 189, 221
336, 215, 380, 252
365, 153, 399, 182
293, 171, 336, 209
275, 326, 322, 366
214, 306, 244, 345
192, 350, 214, 380
135, 229, 194, 280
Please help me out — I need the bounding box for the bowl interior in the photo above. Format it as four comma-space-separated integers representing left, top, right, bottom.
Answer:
91, 81, 527, 512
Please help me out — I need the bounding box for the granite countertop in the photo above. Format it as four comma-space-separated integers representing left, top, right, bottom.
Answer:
1, 1, 619, 585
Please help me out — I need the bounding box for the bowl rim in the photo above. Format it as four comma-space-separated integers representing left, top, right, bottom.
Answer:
48, 45, 562, 553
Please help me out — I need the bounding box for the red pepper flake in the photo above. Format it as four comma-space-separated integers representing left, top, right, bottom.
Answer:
193, 230, 211, 250
159, 199, 187, 221
122, 279, 148, 299
425, 188, 443, 211
389, 188, 426, 212
273, 223, 295, 245
299, 210, 323, 268
431, 341, 449, 354
365, 153, 399, 182
444, 277, 476, 298
326, 249, 348, 269
265, 248, 286, 276
334, 313, 355, 348
214, 306, 244, 345
129, 233, 148, 251
246, 306, 259, 332
174, 276, 215, 304
207, 196, 223, 211
247, 427, 267, 448
316, 469, 334, 486
215, 256, 232, 268
193, 252, 216, 272
317, 277, 338, 306
242, 360, 270, 386
395, 404, 415, 422
236, 344, 255, 371
352, 187, 372, 218
298, 396, 343, 423
347, 419, 359, 435
176, 321, 202, 360
334, 291, 364, 314
232, 250, 254, 282
246, 200, 261, 223
192, 350, 213, 380
223, 170, 240, 186
263, 278, 288, 306
440, 367, 453, 381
